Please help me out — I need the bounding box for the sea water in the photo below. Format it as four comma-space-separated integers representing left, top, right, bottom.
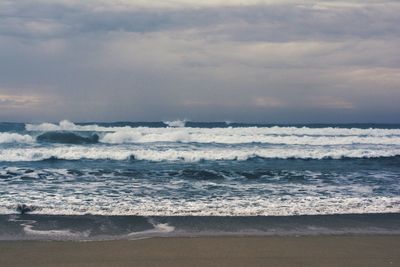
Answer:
0, 120, 399, 239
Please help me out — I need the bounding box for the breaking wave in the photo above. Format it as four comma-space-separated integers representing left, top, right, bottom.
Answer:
163, 119, 186, 128
25, 120, 400, 136
0, 146, 399, 162
99, 130, 400, 145
2, 121, 400, 220
0, 120, 394, 162
0, 133, 34, 144
20, 120, 400, 146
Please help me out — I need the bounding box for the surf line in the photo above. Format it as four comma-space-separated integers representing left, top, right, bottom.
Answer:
126, 217, 175, 240
8, 215, 90, 238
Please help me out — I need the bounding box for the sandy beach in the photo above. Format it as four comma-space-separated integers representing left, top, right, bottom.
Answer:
1, 235, 399, 267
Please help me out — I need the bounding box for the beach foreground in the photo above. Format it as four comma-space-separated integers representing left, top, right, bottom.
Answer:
1, 236, 399, 267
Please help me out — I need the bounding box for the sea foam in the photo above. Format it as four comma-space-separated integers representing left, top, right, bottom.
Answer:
1, 196, 399, 216
163, 119, 186, 128
0, 145, 399, 162
22, 121, 400, 146
25, 120, 400, 136
0, 133, 34, 144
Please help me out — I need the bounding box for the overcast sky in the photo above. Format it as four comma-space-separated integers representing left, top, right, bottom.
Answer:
0, 0, 399, 123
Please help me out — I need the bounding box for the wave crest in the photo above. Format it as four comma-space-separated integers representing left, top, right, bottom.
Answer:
26, 120, 400, 136
99, 129, 400, 145
163, 119, 186, 127
0, 146, 399, 162
0, 133, 34, 144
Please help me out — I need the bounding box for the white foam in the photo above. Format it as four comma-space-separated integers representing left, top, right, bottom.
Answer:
163, 119, 186, 127
0, 133, 34, 144
127, 219, 175, 238
100, 129, 400, 145
23, 225, 86, 237
25, 120, 74, 131
1, 166, 398, 217
6, 124, 400, 145
8, 218, 89, 238
26, 120, 111, 132
28, 120, 400, 145
0, 145, 399, 162
1, 197, 399, 216
25, 120, 400, 137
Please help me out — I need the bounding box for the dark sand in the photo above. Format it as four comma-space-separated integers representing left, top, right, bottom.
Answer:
1, 236, 399, 267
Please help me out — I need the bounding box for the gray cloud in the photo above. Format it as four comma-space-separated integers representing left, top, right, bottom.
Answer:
0, 0, 399, 123
1, 1, 400, 41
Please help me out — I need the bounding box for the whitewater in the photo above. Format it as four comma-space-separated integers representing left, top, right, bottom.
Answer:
0, 120, 399, 217
0, 120, 400, 162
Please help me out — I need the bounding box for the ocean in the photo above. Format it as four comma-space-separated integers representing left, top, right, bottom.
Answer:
0, 120, 399, 240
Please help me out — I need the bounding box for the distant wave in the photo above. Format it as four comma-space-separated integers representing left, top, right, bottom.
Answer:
0, 120, 394, 162
0, 146, 399, 162
26, 120, 108, 132
99, 130, 400, 145
22, 120, 400, 146
26, 120, 188, 131
163, 119, 186, 127
26, 120, 400, 136
4, 129, 400, 146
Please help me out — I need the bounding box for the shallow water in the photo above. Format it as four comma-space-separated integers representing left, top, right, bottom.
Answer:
1, 214, 399, 241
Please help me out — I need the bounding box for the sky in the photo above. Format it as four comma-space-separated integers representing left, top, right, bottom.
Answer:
0, 0, 399, 123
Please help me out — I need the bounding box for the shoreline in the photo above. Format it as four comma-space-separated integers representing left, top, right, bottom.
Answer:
1, 235, 399, 267
1, 213, 399, 241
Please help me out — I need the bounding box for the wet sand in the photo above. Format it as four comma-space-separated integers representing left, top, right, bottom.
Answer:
1, 235, 399, 267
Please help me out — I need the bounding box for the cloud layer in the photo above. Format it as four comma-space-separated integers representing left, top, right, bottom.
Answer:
0, 0, 399, 122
